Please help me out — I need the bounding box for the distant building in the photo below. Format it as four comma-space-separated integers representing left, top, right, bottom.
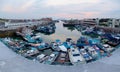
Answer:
40, 18, 53, 24
0, 22, 5, 28
97, 18, 120, 28
112, 19, 120, 28
95, 18, 99, 25
80, 19, 97, 26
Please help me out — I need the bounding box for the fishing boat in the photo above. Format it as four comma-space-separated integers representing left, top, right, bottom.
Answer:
36, 25, 55, 34
24, 34, 42, 43
107, 41, 120, 47
58, 45, 67, 52
96, 44, 108, 52
2, 38, 25, 52
56, 40, 67, 52
51, 39, 67, 52
29, 42, 50, 50
80, 48, 92, 62
50, 42, 61, 51
103, 44, 114, 52
65, 38, 76, 48
68, 47, 85, 65
23, 47, 39, 58
77, 37, 89, 47
16, 26, 33, 37
81, 27, 93, 34
55, 39, 62, 45
63, 23, 75, 27
44, 52, 59, 65
36, 54, 49, 63
95, 43, 112, 57
55, 52, 66, 64
85, 46, 98, 58
92, 45, 100, 51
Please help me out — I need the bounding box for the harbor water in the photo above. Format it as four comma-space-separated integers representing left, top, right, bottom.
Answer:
39, 21, 81, 43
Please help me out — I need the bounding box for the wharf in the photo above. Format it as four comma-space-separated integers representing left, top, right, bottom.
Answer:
0, 41, 120, 72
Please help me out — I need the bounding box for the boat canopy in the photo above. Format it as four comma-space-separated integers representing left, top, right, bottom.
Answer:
59, 45, 67, 52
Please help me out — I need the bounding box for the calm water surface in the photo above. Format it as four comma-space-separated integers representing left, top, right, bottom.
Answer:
38, 21, 81, 43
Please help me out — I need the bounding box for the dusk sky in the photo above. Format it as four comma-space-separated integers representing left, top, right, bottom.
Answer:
0, 0, 120, 19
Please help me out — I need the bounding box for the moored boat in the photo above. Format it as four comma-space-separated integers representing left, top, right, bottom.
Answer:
44, 52, 59, 65
30, 42, 50, 51
23, 47, 39, 58
36, 54, 49, 63
103, 44, 114, 53
68, 47, 86, 65
85, 46, 98, 59
80, 48, 92, 62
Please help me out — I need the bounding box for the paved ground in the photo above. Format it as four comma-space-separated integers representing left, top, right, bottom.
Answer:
0, 41, 120, 72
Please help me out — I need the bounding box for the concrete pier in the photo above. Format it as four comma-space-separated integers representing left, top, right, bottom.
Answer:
0, 41, 120, 72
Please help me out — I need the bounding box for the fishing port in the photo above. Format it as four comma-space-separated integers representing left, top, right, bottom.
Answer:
0, 18, 120, 72
0, 0, 120, 72
0, 18, 120, 66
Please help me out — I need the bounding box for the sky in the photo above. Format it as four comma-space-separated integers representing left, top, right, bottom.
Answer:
0, 0, 120, 19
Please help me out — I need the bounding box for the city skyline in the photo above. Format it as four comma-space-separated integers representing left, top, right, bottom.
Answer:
0, 0, 120, 19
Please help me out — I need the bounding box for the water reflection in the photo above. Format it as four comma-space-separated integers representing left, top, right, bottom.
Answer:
63, 26, 76, 32
39, 21, 81, 43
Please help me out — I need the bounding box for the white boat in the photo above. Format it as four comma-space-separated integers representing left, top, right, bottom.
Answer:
80, 49, 92, 61
92, 45, 100, 51
32, 35, 41, 40
86, 46, 98, 58
103, 44, 114, 52
45, 54, 56, 64
44, 52, 58, 64
59, 45, 67, 52
37, 54, 49, 63
68, 47, 85, 65
37, 54, 45, 60
23, 49, 39, 57
50, 42, 60, 51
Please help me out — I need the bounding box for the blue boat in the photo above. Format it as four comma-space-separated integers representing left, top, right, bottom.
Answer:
76, 37, 89, 47
88, 38, 100, 46
37, 43, 49, 50
28, 42, 50, 51
36, 24, 56, 34
63, 38, 76, 49
80, 48, 92, 62
24, 34, 42, 43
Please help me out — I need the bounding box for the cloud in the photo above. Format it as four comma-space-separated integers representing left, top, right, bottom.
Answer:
0, 0, 120, 19
44, 11, 100, 19
43, 0, 100, 6
1, 0, 36, 13
20, 0, 36, 12
1, 5, 13, 12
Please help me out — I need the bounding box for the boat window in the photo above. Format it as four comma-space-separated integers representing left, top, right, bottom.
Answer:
72, 50, 75, 52
73, 54, 80, 56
